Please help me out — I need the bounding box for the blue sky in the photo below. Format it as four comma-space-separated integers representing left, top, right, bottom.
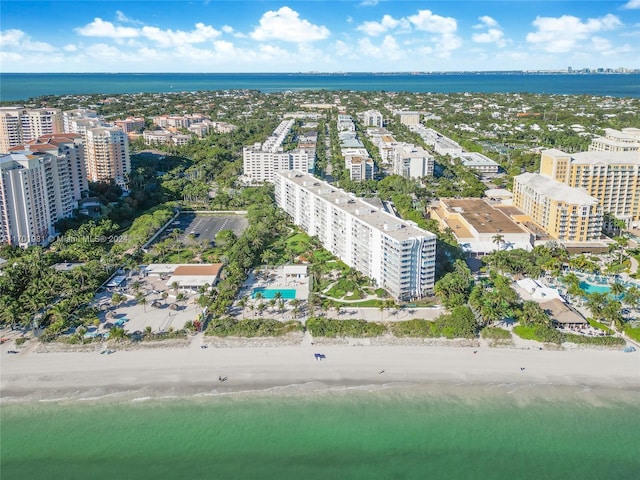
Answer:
1, 1, 639, 72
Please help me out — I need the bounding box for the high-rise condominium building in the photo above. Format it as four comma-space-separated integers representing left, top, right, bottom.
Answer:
0, 107, 63, 153
540, 149, 640, 228
242, 119, 311, 182
0, 152, 77, 247
10, 134, 88, 204
274, 171, 437, 300
513, 172, 603, 243
85, 127, 131, 188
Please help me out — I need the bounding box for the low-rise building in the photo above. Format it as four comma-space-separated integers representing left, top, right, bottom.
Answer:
430, 198, 532, 254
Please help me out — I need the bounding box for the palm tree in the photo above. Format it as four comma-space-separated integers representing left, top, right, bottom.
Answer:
161, 291, 169, 305
171, 281, 179, 296
290, 298, 301, 319
135, 292, 147, 312
492, 234, 504, 252
609, 282, 626, 298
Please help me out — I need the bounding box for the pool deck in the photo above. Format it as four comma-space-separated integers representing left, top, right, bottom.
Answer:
240, 265, 310, 301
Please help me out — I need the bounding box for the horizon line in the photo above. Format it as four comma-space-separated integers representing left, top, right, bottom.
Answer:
2, 69, 639, 75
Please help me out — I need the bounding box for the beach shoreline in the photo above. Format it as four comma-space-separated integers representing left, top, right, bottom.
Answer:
2, 337, 639, 405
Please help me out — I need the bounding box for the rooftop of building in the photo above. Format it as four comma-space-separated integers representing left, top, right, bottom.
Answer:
515, 173, 600, 205
455, 152, 499, 166
438, 198, 528, 234
278, 171, 435, 242
570, 151, 640, 165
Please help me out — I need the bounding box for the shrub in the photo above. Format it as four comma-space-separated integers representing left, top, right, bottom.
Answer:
513, 324, 563, 344
563, 333, 625, 346
15, 337, 27, 346
306, 317, 387, 338
481, 327, 512, 340
390, 319, 437, 338
206, 318, 302, 337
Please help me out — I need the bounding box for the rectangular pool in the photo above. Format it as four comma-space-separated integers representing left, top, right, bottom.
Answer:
252, 288, 297, 299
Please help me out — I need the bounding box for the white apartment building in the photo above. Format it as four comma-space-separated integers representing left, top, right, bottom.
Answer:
85, 127, 130, 188
63, 109, 100, 133
589, 128, 640, 153
0, 107, 63, 153
395, 111, 420, 126
0, 153, 77, 247
408, 125, 464, 156
337, 115, 356, 132
10, 134, 88, 204
361, 110, 384, 127
453, 152, 500, 174
274, 171, 437, 300
393, 143, 434, 179
345, 155, 375, 181
243, 119, 310, 182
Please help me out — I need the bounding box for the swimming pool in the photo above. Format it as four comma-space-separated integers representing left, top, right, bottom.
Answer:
579, 281, 611, 295
252, 288, 297, 299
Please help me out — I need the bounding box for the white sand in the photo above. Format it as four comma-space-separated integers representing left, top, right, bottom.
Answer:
2, 336, 639, 403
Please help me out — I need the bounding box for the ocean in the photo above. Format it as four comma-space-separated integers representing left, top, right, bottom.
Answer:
1, 72, 639, 101
2, 388, 639, 479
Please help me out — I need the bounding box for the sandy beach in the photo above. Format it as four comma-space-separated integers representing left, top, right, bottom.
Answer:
2, 335, 639, 404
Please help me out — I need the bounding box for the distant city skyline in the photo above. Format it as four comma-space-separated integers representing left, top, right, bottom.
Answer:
1, 1, 639, 73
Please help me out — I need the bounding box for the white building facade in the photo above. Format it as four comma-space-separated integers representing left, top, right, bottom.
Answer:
392, 143, 434, 179
0, 153, 77, 247
274, 171, 437, 300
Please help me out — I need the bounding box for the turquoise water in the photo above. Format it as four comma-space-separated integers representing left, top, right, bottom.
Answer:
2, 392, 639, 479
579, 281, 612, 295
1, 73, 639, 100
253, 287, 297, 299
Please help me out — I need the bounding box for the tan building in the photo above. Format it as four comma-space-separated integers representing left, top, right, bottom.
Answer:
9, 133, 88, 204
0, 107, 63, 153
513, 173, 603, 243
540, 149, 640, 228
589, 128, 640, 153
430, 198, 532, 254
85, 127, 130, 188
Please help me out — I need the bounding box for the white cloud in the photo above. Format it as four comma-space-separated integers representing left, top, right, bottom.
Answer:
357, 35, 405, 60
357, 15, 407, 36
141, 23, 221, 47
408, 10, 457, 34
250, 6, 329, 42
359, 0, 379, 6
473, 28, 504, 44
526, 14, 622, 53
115, 11, 142, 25
622, 0, 640, 9
63, 44, 77, 52
472, 16, 506, 46
221, 25, 234, 34
476, 16, 498, 28
0, 29, 56, 52
75, 18, 139, 38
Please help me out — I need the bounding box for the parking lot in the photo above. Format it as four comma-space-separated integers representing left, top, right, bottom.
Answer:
163, 213, 249, 244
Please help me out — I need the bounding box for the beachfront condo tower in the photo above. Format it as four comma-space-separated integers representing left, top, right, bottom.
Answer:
274, 171, 437, 300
